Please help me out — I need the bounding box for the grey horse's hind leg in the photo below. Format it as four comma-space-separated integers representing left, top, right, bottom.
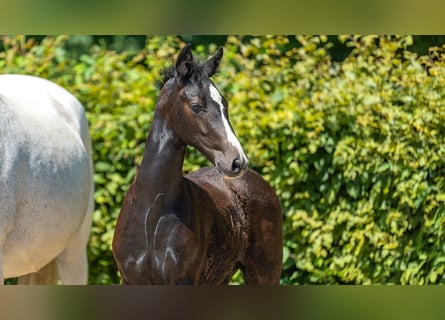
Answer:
0, 247, 4, 284
17, 259, 59, 284
55, 176, 93, 285
18, 209, 92, 285
55, 207, 92, 285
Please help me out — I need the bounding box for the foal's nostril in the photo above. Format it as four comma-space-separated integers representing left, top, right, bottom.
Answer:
232, 157, 241, 174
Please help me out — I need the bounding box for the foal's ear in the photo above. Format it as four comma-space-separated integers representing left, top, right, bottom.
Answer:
175, 43, 193, 79
203, 46, 223, 77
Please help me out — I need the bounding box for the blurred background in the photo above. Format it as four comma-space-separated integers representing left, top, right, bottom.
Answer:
1, 35, 445, 286
2, 35, 445, 61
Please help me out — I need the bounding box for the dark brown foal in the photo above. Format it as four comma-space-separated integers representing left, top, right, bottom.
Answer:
112, 44, 282, 284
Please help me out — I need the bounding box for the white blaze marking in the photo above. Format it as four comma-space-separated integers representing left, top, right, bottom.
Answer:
209, 84, 246, 160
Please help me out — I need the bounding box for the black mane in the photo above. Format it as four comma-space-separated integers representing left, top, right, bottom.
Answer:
155, 65, 176, 90
155, 58, 212, 90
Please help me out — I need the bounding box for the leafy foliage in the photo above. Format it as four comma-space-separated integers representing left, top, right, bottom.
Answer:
1, 35, 445, 284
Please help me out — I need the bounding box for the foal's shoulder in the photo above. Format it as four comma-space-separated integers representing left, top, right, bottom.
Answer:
184, 167, 273, 196
184, 167, 222, 190
184, 167, 238, 196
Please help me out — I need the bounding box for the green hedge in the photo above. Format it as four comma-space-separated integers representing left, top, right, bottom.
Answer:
2, 35, 445, 284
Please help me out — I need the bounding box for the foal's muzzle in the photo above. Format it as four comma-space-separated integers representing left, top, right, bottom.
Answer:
217, 153, 248, 179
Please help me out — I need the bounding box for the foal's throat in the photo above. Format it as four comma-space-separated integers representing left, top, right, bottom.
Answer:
136, 119, 186, 195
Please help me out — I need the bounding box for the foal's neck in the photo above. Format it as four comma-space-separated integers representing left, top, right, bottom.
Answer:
136, 107, 185, 198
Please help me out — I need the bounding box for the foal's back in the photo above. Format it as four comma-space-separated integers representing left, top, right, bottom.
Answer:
185, 167, 283, 284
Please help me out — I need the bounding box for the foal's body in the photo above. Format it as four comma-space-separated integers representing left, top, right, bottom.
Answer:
113, 45, 282, 284
115, 152, 281, 284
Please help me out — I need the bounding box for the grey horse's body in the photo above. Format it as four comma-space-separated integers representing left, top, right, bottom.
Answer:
0, 74, 93, 284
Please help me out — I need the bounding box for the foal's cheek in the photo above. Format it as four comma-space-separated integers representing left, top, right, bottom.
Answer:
187, 113, 208, 137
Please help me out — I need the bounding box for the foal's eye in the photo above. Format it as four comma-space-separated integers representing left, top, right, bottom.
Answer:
190, 103, 204, 114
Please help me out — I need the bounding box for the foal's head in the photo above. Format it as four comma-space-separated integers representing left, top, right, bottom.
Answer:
158, 44, 248, 178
